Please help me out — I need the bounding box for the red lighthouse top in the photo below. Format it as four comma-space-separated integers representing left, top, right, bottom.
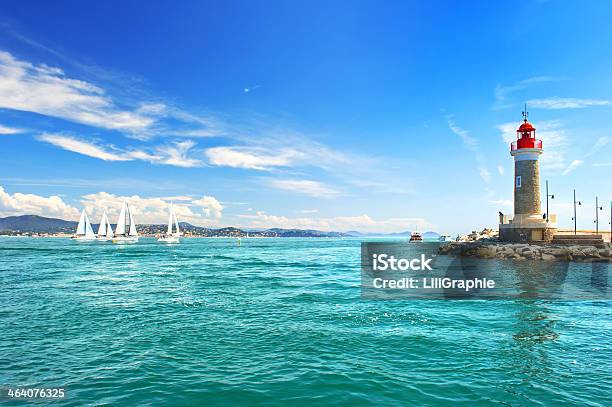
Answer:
511, 106, 542, 151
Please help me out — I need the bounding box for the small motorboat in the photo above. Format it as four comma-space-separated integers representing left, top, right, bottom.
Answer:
409, 231, 423, 243
439, 233, 453, 242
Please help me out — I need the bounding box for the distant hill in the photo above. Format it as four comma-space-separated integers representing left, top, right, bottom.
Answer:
1, 215, 442, 238
345, 230, 410, 237
0, 215, 347, 237
264, 228, 345, 238
0, 215, 77, 232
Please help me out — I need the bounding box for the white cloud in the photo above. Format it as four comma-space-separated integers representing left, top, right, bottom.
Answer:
296, 209, 319, 214
38, 133, 202, 167
39, 133, 130, 161
1, 51, 365, 178
236, 211, 430, 233
267, 179, 340, 197
493, 76, 559, 110
243, 85, 261, 93
0, 123, 24, 134
0, 51, 154, 134
0, 51, 217, 141
448, 119, 478, 148
205, 146, 302, 170
448, 119, 491, 184
0, 187, 224, 226
155, 140, 202, 168
538, 127, 569, 171
497, 165, 505, 176
1, 183, 433, 233
498, 122, 518, 144
203, 128, 352, 172
0, 185, 79, 219
136, 103, 167, 116
527, 97, 610, 109
191, 196, 223, 219
479, 167, 492, 183
585, 136, 610, 158
159, 195, 192, 201
593, 136, 610, 150
80, 192, 223, 226
562, 159, 584, 175
593, 136, 610, 149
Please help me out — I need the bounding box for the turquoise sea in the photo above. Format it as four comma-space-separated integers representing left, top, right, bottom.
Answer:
1, 237, 610, 406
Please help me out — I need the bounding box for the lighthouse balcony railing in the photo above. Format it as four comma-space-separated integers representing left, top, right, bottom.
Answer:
511, 139, 542, 151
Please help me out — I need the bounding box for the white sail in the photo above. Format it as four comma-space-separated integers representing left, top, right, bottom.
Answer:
84, 212, 95, 238
167, 203, 173, 235
115, 201, 127, 236
158, 203, 180, 242
98, 211, 108, 236
105, 215, 114, 238
76, 210, 86, 235
111, 201, 138, 243
128, 204, 138, 236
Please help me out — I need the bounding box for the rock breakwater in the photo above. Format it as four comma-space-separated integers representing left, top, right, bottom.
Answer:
439, 241, 612, 262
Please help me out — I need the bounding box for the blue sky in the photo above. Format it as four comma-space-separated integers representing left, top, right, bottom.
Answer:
0, 0, 611, 233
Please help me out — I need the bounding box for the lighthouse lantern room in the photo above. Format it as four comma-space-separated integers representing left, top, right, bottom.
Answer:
499, 107, 557, 242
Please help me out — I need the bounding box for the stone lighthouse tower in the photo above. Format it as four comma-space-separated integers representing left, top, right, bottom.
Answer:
499, 108, 557, 242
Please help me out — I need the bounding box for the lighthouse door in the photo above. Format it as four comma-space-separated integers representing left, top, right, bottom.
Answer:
531, 229, 543, 241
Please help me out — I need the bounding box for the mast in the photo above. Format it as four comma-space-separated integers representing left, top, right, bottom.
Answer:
174, 210, 180, 236
167, 203, 173, 235
126, 203, 130, 236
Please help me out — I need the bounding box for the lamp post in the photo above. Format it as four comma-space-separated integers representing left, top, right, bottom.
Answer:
594, 196, 603, 234
545, 180, 554, 222
571, 189, 582, 235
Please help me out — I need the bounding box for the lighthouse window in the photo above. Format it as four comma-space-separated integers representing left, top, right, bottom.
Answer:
516, 176, 522, 188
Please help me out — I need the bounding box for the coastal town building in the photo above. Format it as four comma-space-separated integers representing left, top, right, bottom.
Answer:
499, 109, 557, 242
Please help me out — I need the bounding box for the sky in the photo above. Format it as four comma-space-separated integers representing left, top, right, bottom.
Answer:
0, 0, 611, 234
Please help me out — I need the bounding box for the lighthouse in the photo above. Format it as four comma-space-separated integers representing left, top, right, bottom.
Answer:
499, 107, 557, 242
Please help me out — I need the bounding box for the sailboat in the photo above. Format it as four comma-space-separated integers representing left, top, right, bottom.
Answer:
96, 209, 114, 241
158, 203, 180, 243
72, 209, 96, 241
112, 201, 139, 244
